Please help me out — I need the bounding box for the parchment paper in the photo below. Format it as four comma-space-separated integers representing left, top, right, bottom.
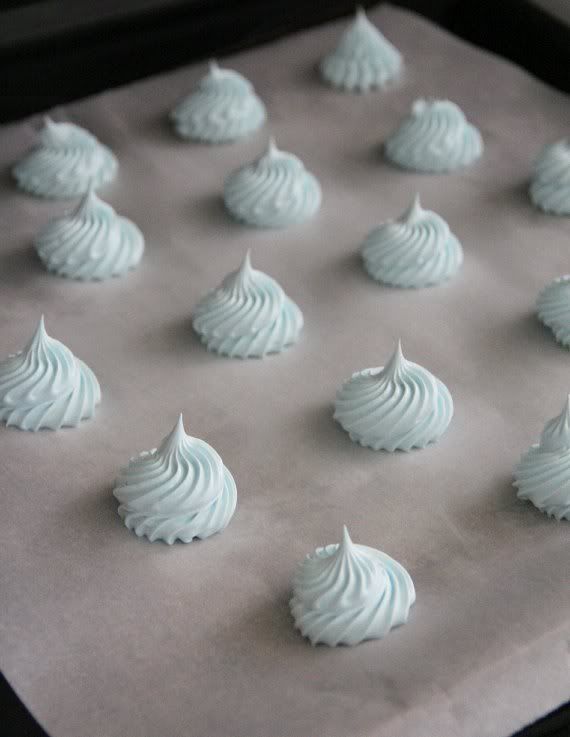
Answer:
1, 6, 569, 737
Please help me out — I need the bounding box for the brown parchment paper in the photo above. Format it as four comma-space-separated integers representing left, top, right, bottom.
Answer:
0, 6, 569, 737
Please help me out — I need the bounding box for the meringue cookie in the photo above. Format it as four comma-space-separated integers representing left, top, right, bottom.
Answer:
171, 60, 266, 143
385, 99, 483, 173
35, 189, 144, 281
334, 341, 453, 451
290, 526, 415, 647
513, 397, 570, 520
113, 414, 237, 543
320, 7, 402, 92
361, 194, 463, 287
0, 316, 100, 431
13, 117, 117, 199
529, 139, 570, 215
536, 276, 570, 348
193, 250, 303, 358
224, 138, 321, 228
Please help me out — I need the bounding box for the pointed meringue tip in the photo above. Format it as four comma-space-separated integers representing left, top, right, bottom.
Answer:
175, 413, 185, 433
383, 339, 405, 377
403, 193, 423, 222
43, 115, 55, 128
356, 5, 366, 19
563, 395, 570, 415
341, 525, 353, 547
267, 136, 278, 156
31, 314, 48, 345
209, 59, 220, 74
243, 249, 252, 269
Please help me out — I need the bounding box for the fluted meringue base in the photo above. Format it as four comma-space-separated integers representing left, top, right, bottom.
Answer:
536, 276, 570, 348
118, 460, 237, 543
529, 140, 570, 216
384, 99, 483, 173
514, 447, 570, 520
13, 118, 117, 199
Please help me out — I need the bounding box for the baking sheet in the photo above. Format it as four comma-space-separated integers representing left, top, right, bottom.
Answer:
1, 5, 569, 737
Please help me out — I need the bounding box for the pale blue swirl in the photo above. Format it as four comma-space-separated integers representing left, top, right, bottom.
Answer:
529, 139, 570, 215
171, 60, 266, 142
13, 117, 117, 199
0, 316, 101, 431
513, 396, 570, 520
35, 189, 144, 281
361, 194, 463, 287
193, 251, 303, 358
290, 526, 415, 647
334, 341, 453, 451
320, 7, 402, 92
536, 276, 570, 348
385, 99, 483, 173
224, 138, 321, 228
113, 415, 237, 544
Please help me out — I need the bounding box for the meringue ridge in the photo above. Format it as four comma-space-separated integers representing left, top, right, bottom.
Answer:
290, 526, 416, 646
529, 139, 570, 215
113, 414, 237, 543
192, 250, 303, 358
536, 275, 570, 348
171, 60, 267, 143
384, 99, 483, 173
223, 138, 322, 228
13, 117, 118, 199
334, 341, 453, 451
320, 7, 403, 92
513, 397, 570, 520
35, 188, 144, 281
0, 316, 101, 431
361, 194, 463, 287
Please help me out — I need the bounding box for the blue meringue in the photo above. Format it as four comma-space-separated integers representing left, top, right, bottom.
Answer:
529, 139, 570, 215
536, 276, 570, 348
290, 526, 416, 647
385, 99, 483, 173
513, 397, 570, 520
334, 341, 453, 451
0, 316, 101, 431
361, 194, 463, 287
320, 7, 402, 92
113, 414, 237, 544
224, 138, 321, 228
193, 251, 303, 358
35, 189, 144, 281
13, 117, 117, 199
170, 60, 266, 143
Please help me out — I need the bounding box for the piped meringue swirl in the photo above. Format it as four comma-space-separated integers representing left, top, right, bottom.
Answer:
361, 194, 463, 287
513, 396, 570, 520
192, 251, 303, 358
171, 60, 266, 143
536, 276, 570, 348
35, 189, 144, 281
113, 414, 237, 544
320, 7, 402, 92
384, 99, 483, 173
0, 316, 101, 431
224, 138, 322, 228
529, 139, 570, 216
290, 526, 415, 646
334, 341, 453, 451
13, 117, 117, 199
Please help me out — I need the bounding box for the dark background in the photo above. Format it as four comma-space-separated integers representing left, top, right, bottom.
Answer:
1, 1, 569, 735
1, 0, 570, 124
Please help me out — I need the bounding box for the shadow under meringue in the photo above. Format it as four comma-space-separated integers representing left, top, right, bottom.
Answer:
0, 243, 46, 288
